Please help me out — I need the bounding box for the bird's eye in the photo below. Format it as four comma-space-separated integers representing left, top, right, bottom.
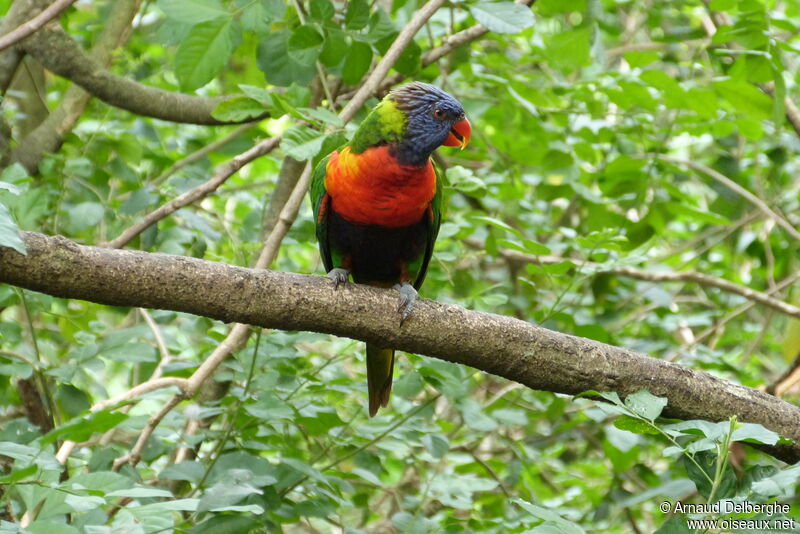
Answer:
433, 108, 446, 120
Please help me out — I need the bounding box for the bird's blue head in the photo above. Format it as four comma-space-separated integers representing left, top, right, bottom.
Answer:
387, 82, 471, 166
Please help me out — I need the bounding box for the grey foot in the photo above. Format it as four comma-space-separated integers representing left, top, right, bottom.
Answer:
394, 282, 418, 324
327, 268, 350, 288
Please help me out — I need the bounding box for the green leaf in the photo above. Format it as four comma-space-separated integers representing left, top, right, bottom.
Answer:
666, 203, 730, 225
421, 434, 449, 459
730, 422, 780, 445
653, 516, 693, 534
393, 39, 421, 75
175, 17, 240, 91
0, 203, 26, 254
319, 28, 348, 67
106, 487, 174, 498
458, 398, 498, 431
624, 390, 668, 421
713, 78, 773, 120
0, 180, 21, 194
187, 516, 263, 534
0, 464, 38, 484
287, 24, 325, 66
0, 162, 29, 187
160, 461, 206, 483
25, 521, 80, 534
67, 201, 104, 233
238, 0, 285, 33
298, 106, 344, 127
750, 464, 800, 497
0, 441, 39, 460
159, 0, 228, 24
682, 451, 736, 501
536, 0, 586, 15
197, 481, 262, 513
54, 384, 90, 417
129, 498, 200, 513
239, 84, 275, 108
309, 0, 334, 20
345, 0, 370, 30
42, 410, 128, 445
614, 415, 659, 435
545, 27, 591, 70
211, 97, 266, 122
258, 29, 316, 86
513, 499, 587, 533
297, 407, 344, 435
662, 420, 728, 441
472, 215, 522, 236
342, 40, 372, 85
282, 125, 326, 161
469, 2, 535, 34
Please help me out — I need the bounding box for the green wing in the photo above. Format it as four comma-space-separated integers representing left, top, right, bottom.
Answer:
310, 153, 334, 273
412, 161, 444, 290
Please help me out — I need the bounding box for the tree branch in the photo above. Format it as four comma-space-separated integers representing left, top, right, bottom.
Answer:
0, 0, 50, 93
4, 232, 800, 463
11, 0, 142, 173
19, 26, 262, 126
0, 0, 76, 52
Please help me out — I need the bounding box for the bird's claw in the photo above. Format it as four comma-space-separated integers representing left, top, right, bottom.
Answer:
394, 282, 418, 324
327, 268, 350, 289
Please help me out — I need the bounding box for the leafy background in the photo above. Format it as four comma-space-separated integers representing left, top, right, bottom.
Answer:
1, 0, 800, 532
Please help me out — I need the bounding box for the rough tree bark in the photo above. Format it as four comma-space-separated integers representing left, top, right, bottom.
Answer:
2, 232, 799, 463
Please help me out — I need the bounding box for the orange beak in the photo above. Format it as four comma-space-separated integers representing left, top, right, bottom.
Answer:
443, 118, 471, 149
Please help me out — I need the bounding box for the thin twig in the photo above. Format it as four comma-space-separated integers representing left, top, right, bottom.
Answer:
104, 135, 282, 248
656, 156, 800, 242
771, 352, 800, 397
337, 0, 536, 102
0, 0, 77, 52
256, 163, 313, 268
473, 240, 800, 320
338, 0, 447, 123
138, 308, 171, 378
673, 272, 800, 359
150, 123, 256, 187
54, 375, 187, 463
112, 395, 183, 470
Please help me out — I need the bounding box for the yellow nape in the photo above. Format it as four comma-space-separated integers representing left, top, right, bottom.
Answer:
376, 99, 406, 140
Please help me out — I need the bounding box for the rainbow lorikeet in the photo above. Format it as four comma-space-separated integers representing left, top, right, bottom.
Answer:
310, 82, 471, 416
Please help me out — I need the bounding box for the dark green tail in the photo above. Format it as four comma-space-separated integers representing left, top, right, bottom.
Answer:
366, 343, 394, 417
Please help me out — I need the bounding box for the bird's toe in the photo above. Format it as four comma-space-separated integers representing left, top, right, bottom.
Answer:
327, 268, 351, 288
394, 282, 418, 324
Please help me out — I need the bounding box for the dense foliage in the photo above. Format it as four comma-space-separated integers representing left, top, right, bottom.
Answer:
1, 0, 799, 532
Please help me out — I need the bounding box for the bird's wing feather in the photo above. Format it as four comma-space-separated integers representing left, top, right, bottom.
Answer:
310, 153, 334, 273
413, 161, 444, 290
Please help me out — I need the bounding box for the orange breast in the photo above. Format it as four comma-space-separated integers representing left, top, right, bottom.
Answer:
325, 145, 437, 228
